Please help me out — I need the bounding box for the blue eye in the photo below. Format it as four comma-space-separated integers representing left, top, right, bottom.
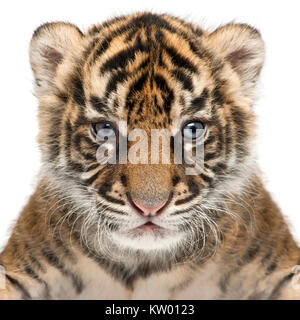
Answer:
182, 121, 205, 140
92, 122, 116, 140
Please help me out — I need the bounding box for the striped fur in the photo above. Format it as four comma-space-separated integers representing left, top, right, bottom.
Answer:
0, 12, 299, 299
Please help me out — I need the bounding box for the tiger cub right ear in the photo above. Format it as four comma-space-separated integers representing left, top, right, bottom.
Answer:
207, 23, 265, 100
30, 22, 83, 95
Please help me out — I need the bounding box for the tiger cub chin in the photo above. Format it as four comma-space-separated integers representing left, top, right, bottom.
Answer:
1, 12, 300, 300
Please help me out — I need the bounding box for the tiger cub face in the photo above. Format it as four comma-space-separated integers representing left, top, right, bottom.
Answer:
30, 13, 264, 262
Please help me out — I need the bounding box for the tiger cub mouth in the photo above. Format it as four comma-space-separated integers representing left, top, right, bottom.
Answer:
138, 221, 160, 230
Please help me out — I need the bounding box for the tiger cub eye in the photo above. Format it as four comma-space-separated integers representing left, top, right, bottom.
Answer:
92, 121, 116, 139
182, 121, 205, 140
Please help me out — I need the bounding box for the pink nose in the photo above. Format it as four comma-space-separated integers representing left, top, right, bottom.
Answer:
132, 200, 167, 217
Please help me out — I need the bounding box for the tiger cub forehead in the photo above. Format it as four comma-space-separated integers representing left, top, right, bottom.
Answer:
56, 13, 245, 131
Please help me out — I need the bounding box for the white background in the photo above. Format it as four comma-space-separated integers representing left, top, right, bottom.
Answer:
0, 0, 299, 248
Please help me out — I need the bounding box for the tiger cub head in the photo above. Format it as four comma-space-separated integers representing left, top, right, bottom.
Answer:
29, 13, 264, 262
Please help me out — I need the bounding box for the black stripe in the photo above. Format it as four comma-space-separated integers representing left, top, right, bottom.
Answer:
199, 173, 213, 185
106, 208, 127, 215
188, 181, 199, 195
100, 38, 147, 73
90, 96, 107, 113
224, 119, 233, 158
209, 162, 227, 175
72, 113, 87, 130
6, 274, 31, 300
105, 56, 150, 99
136, 56, 150, 71
105, 71, 127, 98
230, 106, 248, 159
53, 236, 76, 263
83, 135, 99, 149
164, 46, 197, 73
219, 270, 234, 293
153, 95, 163, 114
175, 181, 199, 205
204, 123, 224, 163
24, 265, 51, 299
83, 171, 101, 186
41, 249, 83, 294
24, 243, 45, 273
125, 28, 138, 41
219, 242, 261, 293
204, 135, 216, 147
56, 91, 68, 103
88, 15, 128, 35
126, 72, 148, 121
91, 14, 168, 63
46, 106, 64, 161
86, 162, 102, 171
120, 175, 127, 187
64, 120, 72, 159
265, 260, 278, 275
41, 249, 63, 270
231, 106, 248, 137
83, 166, 109, 185
154, 74, 174, 114
99, 215, 120, 232
89, 13, 207, 73
238, 243, 260, 266
211, 85, 225, 107
170, 208, 192, 216
130, 72, 148, 94
190, 88, 209, 112
171, 69, 193, 91
67, 161, 85, 172
264, 239, 287, 276
72, 76, 86, 107
72, 133, 98, 162
269, 272, 295, 299
91, 38, 113, 64
204, 152, 219, 161
135, 13, 176, 31
261, 247, 273, 265
98, 183, 125, 205
172, 175, 181, 186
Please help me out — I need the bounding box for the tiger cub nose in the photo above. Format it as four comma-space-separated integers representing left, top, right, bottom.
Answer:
132, 199, 168, 217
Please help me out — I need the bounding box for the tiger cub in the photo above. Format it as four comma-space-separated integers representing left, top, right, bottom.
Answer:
0, 12, 300, 300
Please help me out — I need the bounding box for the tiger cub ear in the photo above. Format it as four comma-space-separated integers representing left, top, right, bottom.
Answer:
208, 23, 265, 99
30, 22, 83, 94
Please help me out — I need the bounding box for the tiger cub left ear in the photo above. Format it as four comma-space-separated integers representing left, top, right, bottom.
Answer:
30, 22, 83, 95
208, 24, 265, 99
